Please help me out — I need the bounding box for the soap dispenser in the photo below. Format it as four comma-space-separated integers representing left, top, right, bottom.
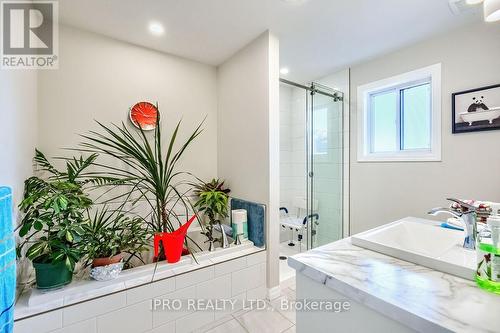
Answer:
476, 203, 500, 294
231, 209, 248, 240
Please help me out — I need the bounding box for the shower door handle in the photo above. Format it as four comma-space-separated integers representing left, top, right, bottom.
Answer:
308, 171, 313, 177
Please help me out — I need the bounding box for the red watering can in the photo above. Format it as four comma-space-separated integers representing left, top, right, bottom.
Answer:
154, 215, 197, 263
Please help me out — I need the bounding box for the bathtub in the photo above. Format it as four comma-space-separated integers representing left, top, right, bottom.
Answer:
14, 236, 264, 333
460, 106, 500, 126
15, 199, 266, 332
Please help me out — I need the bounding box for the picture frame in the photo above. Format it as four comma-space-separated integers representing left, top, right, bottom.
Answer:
452, 83, 500, 134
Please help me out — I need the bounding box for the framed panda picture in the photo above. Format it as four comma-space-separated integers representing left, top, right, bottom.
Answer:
452, 83, 500, 134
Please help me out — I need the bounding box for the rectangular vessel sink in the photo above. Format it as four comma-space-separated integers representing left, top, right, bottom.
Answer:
351, 217, 476, 280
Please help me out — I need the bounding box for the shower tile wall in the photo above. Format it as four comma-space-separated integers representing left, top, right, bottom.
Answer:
279, 85, 306, 242
280, 84, 293, 212
279, 84, 344, 246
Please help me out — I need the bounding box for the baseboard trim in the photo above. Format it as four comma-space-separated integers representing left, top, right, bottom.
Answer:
267, 286, 281, 300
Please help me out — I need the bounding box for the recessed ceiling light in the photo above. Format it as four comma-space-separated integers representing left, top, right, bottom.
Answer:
148, 22, 165, 36
484, 0, 500, 21
466, 0, 483, 4
280, 67, 290, 75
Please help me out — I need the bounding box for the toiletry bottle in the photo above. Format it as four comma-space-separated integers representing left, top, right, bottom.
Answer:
488, 204, 500, 249
476, 203, 500, 294
487, 204, 500, 282
231, 209, 248, 240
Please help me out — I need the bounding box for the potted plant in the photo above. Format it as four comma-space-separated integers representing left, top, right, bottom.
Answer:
17, 150, 96, 289
192, 178, 231, 196
83, 207, 150, 266
82, 207, 149, 280
193, 179, 230, 251
79, 108, 205, 262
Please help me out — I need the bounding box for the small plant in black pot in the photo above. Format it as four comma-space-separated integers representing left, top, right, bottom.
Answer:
17, 150, 98, 289
193, 179, 230, 251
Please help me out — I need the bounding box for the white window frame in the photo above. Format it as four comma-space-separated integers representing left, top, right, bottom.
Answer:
357, 63, 441, 162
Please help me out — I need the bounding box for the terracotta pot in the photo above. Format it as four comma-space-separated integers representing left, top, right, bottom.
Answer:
92, 253, 123, 267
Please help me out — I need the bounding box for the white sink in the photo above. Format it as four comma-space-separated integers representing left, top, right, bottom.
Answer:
351, 217, 476, 280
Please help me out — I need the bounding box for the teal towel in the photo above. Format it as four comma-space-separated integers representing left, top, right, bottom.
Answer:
0, 187, 14, 333
230, 198, 265, 247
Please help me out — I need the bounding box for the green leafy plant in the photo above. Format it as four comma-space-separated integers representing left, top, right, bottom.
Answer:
193, 180, 230, 243
82, 207, 150, 266
79, 109, 205, 249
17, 150, 96, 272
192, 178, 231, 196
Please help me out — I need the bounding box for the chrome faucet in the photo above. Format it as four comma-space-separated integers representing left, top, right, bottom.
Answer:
428, 198, 477, 250
217, 222, 230, 249
233, 233, 243, 246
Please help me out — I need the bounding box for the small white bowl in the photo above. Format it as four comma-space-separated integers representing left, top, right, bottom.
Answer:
90, 263, 124, 281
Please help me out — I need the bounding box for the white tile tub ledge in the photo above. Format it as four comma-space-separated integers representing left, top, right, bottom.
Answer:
14, 241, 267, 333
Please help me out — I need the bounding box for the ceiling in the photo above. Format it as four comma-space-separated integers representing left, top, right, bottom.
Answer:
59, 0, 481, 82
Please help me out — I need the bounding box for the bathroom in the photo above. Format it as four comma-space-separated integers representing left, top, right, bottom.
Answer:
1, 1, 500, 333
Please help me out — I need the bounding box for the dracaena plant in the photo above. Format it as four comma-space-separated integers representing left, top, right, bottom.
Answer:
17, 150, 99, 272
82, 206, 150, 265
79, 110, 205, 239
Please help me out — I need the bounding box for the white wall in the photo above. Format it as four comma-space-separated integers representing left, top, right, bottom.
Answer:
349, 22, 500, 234
0, 71, 38, 207
217, 31, 280, 295
38, 25, 218, 180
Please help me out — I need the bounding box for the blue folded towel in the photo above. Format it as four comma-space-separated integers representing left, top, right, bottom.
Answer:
230, 198, 265, 247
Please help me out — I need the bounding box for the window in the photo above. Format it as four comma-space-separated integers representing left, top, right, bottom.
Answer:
369, 81, 431, 153
357, 64, 441, 161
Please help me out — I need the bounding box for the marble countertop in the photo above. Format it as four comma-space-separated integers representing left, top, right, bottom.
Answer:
288, 238, 500, 333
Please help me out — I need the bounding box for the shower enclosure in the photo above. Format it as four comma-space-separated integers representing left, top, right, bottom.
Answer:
279, 79, 344, 252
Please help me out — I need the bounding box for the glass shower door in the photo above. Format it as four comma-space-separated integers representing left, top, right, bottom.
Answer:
306, 86, 344, 249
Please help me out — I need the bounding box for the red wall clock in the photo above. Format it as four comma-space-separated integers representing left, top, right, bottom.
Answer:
129, 101, 159, 131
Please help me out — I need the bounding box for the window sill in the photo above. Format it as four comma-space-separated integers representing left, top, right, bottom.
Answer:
357, 152, 441, 162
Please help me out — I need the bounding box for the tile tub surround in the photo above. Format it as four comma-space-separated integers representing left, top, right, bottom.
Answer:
288, 238, 500, 333
14, 242, 264, 328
